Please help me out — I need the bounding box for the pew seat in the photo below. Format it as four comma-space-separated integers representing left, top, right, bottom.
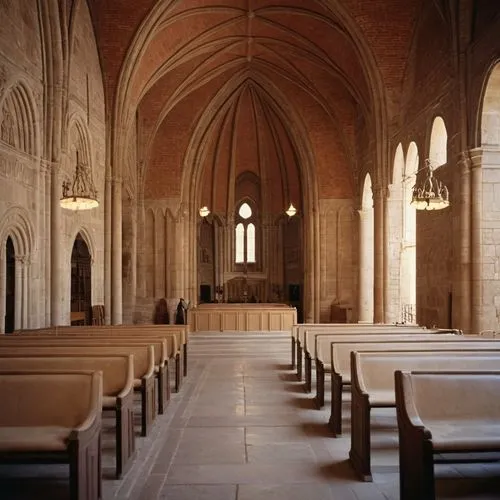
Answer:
0, 354, 135, 478
349, 349, 500, 482
0, 370, 102, 500
395, 370, 500, 500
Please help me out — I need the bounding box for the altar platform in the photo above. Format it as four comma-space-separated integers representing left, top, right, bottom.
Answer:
189, 303, 297, 332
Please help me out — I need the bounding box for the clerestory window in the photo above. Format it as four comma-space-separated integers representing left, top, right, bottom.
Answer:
235, 202, 256, 264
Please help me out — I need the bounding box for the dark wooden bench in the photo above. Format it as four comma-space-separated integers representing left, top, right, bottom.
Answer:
349, 349, 500, 481
0, 342, 155, 437
396, 370, 500, 500
10, 333, 172, 414
295, 323, 428, 383
0, 354, 135, 478
0, 370, 102, 500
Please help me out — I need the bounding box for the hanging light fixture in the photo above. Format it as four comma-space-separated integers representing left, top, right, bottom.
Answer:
411, 159, 450, 211
60, 151, 99, 210
285, 203, 297, 217
199, 206, 210, 217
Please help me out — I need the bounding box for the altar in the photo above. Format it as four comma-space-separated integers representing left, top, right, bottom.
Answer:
189, 303, 297, 332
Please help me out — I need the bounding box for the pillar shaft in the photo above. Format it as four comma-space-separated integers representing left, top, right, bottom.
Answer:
459, 151, 472, 333
50, 166, 62, 326
358, 208, 374, 322
470, 148, 482, 334
104, 175, 112, 324
373, 188, 385, 322
111, 178, 122, 324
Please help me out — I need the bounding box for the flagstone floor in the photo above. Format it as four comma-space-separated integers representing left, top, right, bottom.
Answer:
1, 331, 499, 499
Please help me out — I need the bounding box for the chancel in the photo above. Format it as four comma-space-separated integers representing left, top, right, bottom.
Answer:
0, 1, 500, 499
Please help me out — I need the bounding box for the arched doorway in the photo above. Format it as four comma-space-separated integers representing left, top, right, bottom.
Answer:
5, 237, 15, 333
71, 234, 91, 325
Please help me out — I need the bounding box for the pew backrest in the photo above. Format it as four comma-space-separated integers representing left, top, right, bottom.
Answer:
0, 354, 134, 397
294, 322, 425, 343
0, 370, 102, 428
313, 332, 458, 363
353, 350, 500, 403
396, 370, 500, 424
2, 335, 169, 365
327, 339, 500, 381
0, 344, 154, 381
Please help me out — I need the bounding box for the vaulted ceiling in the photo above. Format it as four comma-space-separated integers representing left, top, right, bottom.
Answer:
89, 0, 424, 212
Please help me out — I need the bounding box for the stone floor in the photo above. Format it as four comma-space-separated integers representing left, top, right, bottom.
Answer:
1, 331, 500, 499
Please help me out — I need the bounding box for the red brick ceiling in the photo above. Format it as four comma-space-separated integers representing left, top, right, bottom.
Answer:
90, 0, 422, 209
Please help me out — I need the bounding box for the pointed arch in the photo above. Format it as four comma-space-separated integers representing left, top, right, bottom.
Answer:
480, 62, 500, 147
0, 80, 39, 156
0, 206, 35, 259
429, 116, 448, 167
392, 143, 405, 185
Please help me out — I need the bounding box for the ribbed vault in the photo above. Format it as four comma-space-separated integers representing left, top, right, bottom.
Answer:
132, 0, 386, 213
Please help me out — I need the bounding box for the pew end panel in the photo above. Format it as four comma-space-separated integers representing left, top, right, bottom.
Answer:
0, 370, 103, 500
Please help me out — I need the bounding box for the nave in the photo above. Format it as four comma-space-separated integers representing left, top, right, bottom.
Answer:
2, 332, 500, 500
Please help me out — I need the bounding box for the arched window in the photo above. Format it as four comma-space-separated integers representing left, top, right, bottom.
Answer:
235, 223, 245, 263
429, 116, 448, 167
235, 202, 257, 264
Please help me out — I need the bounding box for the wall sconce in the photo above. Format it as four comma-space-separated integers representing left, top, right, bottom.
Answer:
285, 203, 297, 217
199, 206, 210, 217
60, 151, 99, 210
410, 159, 450, 211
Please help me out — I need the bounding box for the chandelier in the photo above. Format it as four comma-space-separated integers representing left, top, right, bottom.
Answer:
60, 152, 99, 210
410, 159, 450, 211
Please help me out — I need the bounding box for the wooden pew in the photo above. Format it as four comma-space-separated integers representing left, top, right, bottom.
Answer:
322, 337, 500, 435
8, 333, 172, 414
301, 327, 455, 391
395, 370, 500, 500
0, 343, 155, 437
17, 325, 186, 391
313, 332, 458, 403
349, 349, 500, 481
0, 370, 102, 500
294, 323, 426, 382
0, 354, 135, 478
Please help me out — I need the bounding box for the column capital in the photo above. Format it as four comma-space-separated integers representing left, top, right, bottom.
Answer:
372, 185, 388, 200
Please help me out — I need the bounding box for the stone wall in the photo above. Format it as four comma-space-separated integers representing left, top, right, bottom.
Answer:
0, 0, 105, 330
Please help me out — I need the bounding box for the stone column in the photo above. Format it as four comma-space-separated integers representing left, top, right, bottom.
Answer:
173, 205, 186, 298
304, 211, 316, 323
111, 177, 123, 324
14, 257, 23, 330
22, 258, 29, 328
458, 151, 472, 333
358, 208, 374, 322
42, 161, 51, 327
50, 164, 62, 326
373, 187, 385, 323
104, 175, 112, 324
470, 148, 482, 334
384, 184, 402, 323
